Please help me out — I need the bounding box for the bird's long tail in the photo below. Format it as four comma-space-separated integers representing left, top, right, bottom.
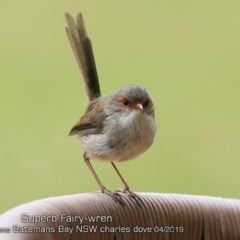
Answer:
65, 12, 101, 101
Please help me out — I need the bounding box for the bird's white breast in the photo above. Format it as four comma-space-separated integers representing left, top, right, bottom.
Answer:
81, 110, 156, 162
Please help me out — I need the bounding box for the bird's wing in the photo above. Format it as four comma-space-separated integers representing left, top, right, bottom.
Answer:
68, 98, 107, 136
65, 12, 101, 101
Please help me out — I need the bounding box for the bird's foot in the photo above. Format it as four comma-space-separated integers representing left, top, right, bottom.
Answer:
115, 187, 142, 207
101, 186, 125, 205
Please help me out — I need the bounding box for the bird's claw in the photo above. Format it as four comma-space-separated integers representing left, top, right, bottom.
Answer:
101, 187, 125, 205
115, 188, 143, 207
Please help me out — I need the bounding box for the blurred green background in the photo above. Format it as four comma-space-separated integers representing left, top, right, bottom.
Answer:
1, 1, 240, 213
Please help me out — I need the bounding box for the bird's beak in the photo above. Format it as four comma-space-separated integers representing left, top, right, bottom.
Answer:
135, 103, 143, 110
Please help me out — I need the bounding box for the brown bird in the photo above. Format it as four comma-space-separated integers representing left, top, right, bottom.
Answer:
65, 12, 157, 204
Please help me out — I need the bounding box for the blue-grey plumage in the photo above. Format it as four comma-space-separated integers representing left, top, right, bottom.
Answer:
80, 85, 156, 162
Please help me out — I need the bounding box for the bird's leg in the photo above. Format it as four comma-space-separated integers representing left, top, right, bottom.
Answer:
83, 154, 124, 204
111, 162, 142, 206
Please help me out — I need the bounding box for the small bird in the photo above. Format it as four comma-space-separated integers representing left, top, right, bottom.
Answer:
65, 12, 157, 204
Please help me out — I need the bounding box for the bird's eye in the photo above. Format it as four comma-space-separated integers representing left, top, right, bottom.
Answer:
123, 99, 129, 106
145, 100, 149, 107
144, 98, 150, 107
